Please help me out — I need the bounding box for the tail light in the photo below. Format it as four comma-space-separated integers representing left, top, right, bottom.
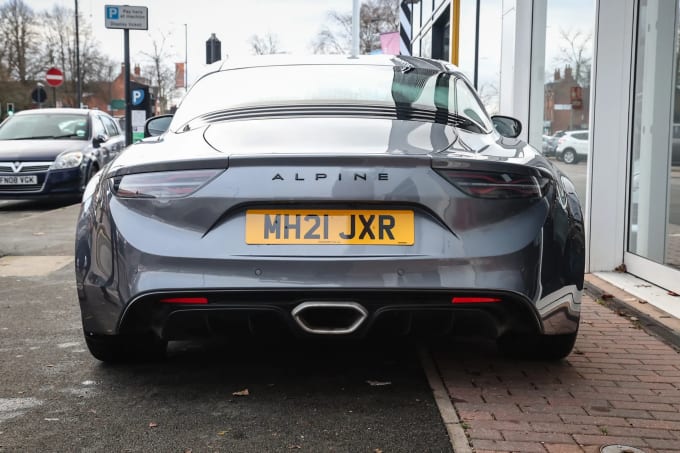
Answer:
558, 137, 566, 145
435, 169, 548, 199
452, 296, 501, 304
112, 169, 222, 198
159, 297, 208, 304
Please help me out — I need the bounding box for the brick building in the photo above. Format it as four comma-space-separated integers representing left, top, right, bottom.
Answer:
84, 63, 153, 116
543, 66, 590, 135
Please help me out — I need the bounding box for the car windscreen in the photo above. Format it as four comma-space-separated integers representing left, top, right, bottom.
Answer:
172, 65, 493, 133
0, 113, 89, 140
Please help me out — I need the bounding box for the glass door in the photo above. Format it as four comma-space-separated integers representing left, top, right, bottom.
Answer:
627, 0, 680, 288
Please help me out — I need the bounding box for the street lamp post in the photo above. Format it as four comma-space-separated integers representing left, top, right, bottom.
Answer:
75, 0, 82, 108
351, 0, 360, 57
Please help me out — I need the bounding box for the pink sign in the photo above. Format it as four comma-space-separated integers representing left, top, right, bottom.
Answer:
380, 32, 400, 55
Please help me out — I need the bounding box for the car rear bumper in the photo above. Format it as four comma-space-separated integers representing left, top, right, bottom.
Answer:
76, 248, 581, 340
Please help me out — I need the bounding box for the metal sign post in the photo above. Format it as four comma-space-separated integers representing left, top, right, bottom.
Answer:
105, 5, 148, 146
124, 29, 131, 146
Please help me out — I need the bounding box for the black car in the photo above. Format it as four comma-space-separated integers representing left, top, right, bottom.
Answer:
0, 108, 125, 199
76, 55, 585, 363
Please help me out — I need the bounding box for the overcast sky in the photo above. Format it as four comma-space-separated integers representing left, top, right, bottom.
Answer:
26, 0, 594, 92
28, 0, 351, 84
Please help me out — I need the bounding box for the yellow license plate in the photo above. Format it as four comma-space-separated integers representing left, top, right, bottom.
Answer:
245, 209, 414, 245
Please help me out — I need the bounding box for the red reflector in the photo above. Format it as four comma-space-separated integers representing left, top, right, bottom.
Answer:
451, 297, 501, 304
159, 297, 208, 304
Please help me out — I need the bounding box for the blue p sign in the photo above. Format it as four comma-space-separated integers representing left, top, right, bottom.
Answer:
132, 89, 145, 106
106, 6, 119, 19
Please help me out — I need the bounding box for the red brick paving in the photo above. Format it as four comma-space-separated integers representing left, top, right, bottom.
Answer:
432, 295, 680, 453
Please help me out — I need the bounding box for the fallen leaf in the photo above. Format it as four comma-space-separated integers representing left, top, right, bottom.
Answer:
184, 449, 192, 453
630, 316, 639, 322
638, 299, 647, 304
668, 291, 679, 296
366, 380, 391, 387
614, 263, 627, 272
32, 232, 45, 236
601, 293, 614, 300
217, 431, 227, 436
288, 445, 301, 450
232, 389, 249, 396
44, 418, 59, 421
46, 364, 55, 368
148, 422, 158, 428
374, 449, 384, 453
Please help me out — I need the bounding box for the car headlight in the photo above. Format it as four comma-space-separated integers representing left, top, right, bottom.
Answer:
50, 151, 84, 170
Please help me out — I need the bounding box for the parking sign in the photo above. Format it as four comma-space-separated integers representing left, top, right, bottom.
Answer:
104, 5, 148, 30
106, 6, 119, 20
132, 89, 145, 106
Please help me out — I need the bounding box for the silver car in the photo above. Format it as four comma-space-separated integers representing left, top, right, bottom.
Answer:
75, 55, 585, 362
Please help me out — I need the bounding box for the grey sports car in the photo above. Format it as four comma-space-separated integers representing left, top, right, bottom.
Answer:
75, 55, 584, 363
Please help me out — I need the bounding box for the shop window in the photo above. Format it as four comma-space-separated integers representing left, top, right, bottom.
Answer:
628, 0, 680, 269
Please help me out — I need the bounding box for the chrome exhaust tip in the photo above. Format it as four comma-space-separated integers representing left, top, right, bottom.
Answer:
291, 302, 368, 335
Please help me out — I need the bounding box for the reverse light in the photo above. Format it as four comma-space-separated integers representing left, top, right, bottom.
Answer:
159, 297, 208, 304
452, 297, 501, 304
436, 169, 547, 199
50, 151, 84, 169
113, 169, 222, 198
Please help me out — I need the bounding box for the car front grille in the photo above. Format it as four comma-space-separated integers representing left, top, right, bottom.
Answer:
0, 184, 44, 193
0, 161, 53, 173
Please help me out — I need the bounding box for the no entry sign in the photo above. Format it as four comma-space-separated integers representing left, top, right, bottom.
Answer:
45, 67, 64, 87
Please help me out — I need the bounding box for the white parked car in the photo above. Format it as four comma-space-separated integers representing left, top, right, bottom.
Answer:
555, 130, 589, 164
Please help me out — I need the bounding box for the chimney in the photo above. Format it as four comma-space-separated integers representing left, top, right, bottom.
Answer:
134, 64, 141, 77
564, 66, 573, 81
554, 68, 561, 81
121, 63, 126, 74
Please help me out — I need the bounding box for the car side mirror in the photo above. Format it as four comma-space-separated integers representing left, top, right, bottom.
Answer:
92, 134, 108, 148
491, 115, 522, 139
144, 114, 174, 138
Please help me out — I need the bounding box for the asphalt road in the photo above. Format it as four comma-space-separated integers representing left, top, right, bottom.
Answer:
0, 200, 452, 452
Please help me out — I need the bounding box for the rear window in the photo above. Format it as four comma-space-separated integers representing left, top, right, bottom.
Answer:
573, 132, 588, 140
173, 65, 493, 133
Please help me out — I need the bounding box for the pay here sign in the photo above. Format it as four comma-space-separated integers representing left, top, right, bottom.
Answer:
105, 5, 148, 30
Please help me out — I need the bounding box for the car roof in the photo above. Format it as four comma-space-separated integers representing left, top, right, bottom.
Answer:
13, 108, 91, 117
208, 54, 462, 77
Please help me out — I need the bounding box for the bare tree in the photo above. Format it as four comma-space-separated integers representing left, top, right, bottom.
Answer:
249, 33, 282, 55
141, 32, 177, 113
38, 5, 115, 102
553, 29, 592, 87
0, 0, 37, 82
312, 0, 398, 55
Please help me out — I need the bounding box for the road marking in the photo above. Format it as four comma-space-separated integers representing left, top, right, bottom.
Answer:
0, 256, 73, 277
0, 397, 42, 422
